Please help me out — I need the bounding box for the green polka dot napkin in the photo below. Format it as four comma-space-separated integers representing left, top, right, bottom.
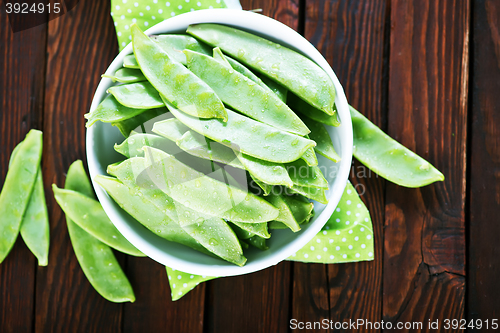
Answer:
109, 0, 375, 301
111, 0, 241, 50
166, 182, 374, 301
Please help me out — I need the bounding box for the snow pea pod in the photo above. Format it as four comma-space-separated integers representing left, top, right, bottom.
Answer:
287, 158, 328, 189
151, 34, 212, 65
151, 117, 190, 142
259, 75, 287, 102
123, 54, 139, 68
108, 82, 163, 109
8, 142, 49, 266
131, 24, 227, 121
232, 221, 270, 239
187, 24, 336, 114
249, 174, 272, 196
185, 50, 309, 136
102, 68, 146, 83
107, 158, 246, 266
269, 194, 314, 229
236, 152, 293, 187
301, 117, 340, 163
144, 147, 279, 223
301, 146, 318, 166
0, 130, 43, 264
162, 99, 316, 163
176, 131, 244, 169
113, 107, 168, 137
53, 185, 145, 257
350, 106, 444, 187
289, 185, 328, 204
288, 93, 340, 127
64, 161, 135, 303
85, 95, 149, 128
95, 175, 207, 254
247, 235, 268, 251
264, 193, 300, 232
115, 133, 179, 158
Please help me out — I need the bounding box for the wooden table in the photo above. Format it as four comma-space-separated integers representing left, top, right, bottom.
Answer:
1, 0, 498, 332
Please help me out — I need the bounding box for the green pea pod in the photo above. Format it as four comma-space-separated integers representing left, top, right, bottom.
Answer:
301, 146, 318, 166
131, 24, 227, 121
301, 117, 340, 163
8, 143, 49, 266
249, 173, 272, 196
95, 175, 208, 254
113, 108, 168, 137
288, 93, 340, 127
144, 146, 279, 223
247, 235, 269, 251
162, 98, 316, 163
269, 194, 314, 229
350, 106, 445, 187
259, 75, 288, 102
176, 131, 244, 169
231, 221, 270, 239
52, 185, 145, 257
287, 159, 328, 189
151, 34, 212, 65
64, 161, 135, 303
115, 133, 179, 158
236, 152, 293, 187
185, 50, 309, 136
187, 23, 336, 114
264, 193, 300, 232
108, 82, 163, 109
123, 54, 139, 69
0, 130, 43, 264
85, 95, 149, 128
289, 185, 328, 204
107, 158, 246, 266
102, 68, 146, 83
151, 117, 190, 142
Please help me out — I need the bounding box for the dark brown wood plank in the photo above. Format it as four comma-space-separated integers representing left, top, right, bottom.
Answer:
0, 5, 47, 333
301, 1, 388, 331
468, 0, 500, 323
205, 1, 298, 332
384, 0, 468, 329
123, 258, 206, 333
34, 0, 124, 332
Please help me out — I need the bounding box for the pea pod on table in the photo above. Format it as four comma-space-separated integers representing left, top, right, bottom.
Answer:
187, 23, 336, 115
53, 185, 145, 257
102, 68, 146, 83
161, 98, 316, 164
85, 95, 149, 128
108, 82, 163, 109
350, 106, 444, 187
107, 158, 247, 266
8, 141, 49, 266
143, 146, 279, 223
131, 24, 227, 121
185, 49, 309, 136
0, 130, 43, 264
64, 160, 135, 303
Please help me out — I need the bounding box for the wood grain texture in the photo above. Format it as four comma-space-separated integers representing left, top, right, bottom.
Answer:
384, 0, 468, 328
0, 5, 46, 333
304, 1, 388, 330
468, 0, 500, 323
34, 0, 124, 332
123, 258, 206, 333
205, 1, 297, 332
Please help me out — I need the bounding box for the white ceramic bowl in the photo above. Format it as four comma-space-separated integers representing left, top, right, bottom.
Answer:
86, 9, 352, 277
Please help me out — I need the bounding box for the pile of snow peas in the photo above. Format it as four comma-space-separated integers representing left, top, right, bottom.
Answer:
84, 23, 344, 267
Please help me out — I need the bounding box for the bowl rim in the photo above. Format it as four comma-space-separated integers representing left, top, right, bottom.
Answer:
86, 8, 353, 277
